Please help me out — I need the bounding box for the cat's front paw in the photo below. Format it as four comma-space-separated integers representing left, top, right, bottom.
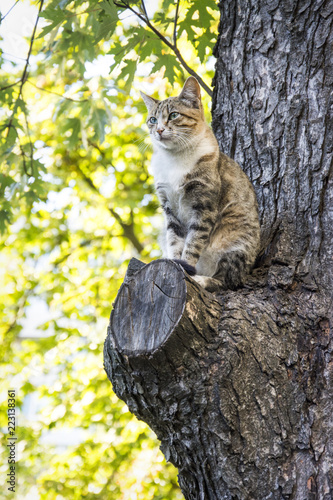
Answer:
192, 275, 208, 287
192, 275, 222, 292
167, 247, 183, 259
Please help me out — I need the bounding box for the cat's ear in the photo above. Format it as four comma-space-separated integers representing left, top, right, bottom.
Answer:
179, 76, 201, 109
140, 91, 159, 112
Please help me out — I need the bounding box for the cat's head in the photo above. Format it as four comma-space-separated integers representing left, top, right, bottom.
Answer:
140, 77, 205, 152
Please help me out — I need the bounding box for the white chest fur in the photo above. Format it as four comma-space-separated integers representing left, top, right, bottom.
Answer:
151, 148, 195, 188
150, 142, 215, 221
150, 137, 216, 180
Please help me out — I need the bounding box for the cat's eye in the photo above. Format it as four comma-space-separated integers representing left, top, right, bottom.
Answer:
149, 117, 158, 124
169, 112, 179, 120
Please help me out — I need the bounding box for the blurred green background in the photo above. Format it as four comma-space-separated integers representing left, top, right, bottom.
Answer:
0, 1, 218, 497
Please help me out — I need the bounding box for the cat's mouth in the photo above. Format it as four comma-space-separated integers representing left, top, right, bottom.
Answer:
155, 134, 171, 141
154, 136, 174, 149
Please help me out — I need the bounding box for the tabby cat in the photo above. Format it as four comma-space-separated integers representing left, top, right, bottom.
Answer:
140, 77, 260, 292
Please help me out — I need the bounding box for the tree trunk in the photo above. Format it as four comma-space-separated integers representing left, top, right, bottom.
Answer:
104, 2, 333, 498
212, 0, 333, 290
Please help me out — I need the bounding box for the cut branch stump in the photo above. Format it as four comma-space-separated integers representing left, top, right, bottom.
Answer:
104, 258, 333, 499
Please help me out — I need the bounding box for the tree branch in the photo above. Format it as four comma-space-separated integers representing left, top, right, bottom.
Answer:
52, 237, 105, 266
19, 140, 29, 176
0, 0, 20, 22
2, 289, 32, 354
76, 164, 144, 254
173, 0, 181, 47
23, 108, 34, 173
16, 0, 44, 102
88, 140, 114, 164
0, 80, 21, 92
113, 0, 212, 97
6, 0, 45, 137
140, 0, 149, 21
26, 79, 89, 103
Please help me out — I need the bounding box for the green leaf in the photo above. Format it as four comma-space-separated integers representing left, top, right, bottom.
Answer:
39, 6, 70, 23
117, 59, 137, 91
96, 15, 118, 42
0, 174, 14, 196
0, 124, 18, 156
100, 0, 118, 17
152, 54, 179, 85
95, 0, 119, 42
109, 26, 146, 71
38, 8, 70, 38
178, 0, 218, 52
38, 22, 61, 39
195, 32, 213, 63
90, 107, 108, 143
71, 31, 96, 62
0, 208, 11, 233
138, 34, 159, 61
66, 117, 81, 149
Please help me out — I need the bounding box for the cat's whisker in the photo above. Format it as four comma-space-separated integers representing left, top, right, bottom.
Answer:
176, 136, 188, 148
138, 142, 152, 153
135, 138, 148, 147
133, 136, 149, 145
134, 135, 153, 153
174, 134, 189, 146
175, 134, 193, 151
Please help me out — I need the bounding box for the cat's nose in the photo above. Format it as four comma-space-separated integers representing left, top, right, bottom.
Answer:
157, 127, 165, 136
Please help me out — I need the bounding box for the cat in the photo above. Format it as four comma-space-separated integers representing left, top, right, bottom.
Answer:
140, 76, 260, 292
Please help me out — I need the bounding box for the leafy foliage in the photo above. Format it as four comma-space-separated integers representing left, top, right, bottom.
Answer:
0, 0, 218, 498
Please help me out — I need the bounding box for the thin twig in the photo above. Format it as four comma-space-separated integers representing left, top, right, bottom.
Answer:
19, 140, 28, 175
23, 109, 34, 174
88, 140, 115, 166
173, 0, 181, 47
0, 0, 20, 22
19, 0, 45, 101
76, 164, 144, 253
6, 0, 45, 136
141, 0, 149, 21
173, 45, 212, 95
0, 80, 21, 92
1, 51, 27, 62
2, 289, 32, 344
113, 0, 212, 96
26, 79, 89, 102
52, 236, 105, 266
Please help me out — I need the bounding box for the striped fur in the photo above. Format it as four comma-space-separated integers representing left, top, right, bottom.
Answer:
141, 77, 260, 292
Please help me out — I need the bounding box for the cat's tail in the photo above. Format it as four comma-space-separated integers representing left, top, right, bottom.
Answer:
173, 259, 196, 276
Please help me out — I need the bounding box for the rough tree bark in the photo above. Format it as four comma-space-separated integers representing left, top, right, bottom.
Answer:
104, 1, 333, 499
